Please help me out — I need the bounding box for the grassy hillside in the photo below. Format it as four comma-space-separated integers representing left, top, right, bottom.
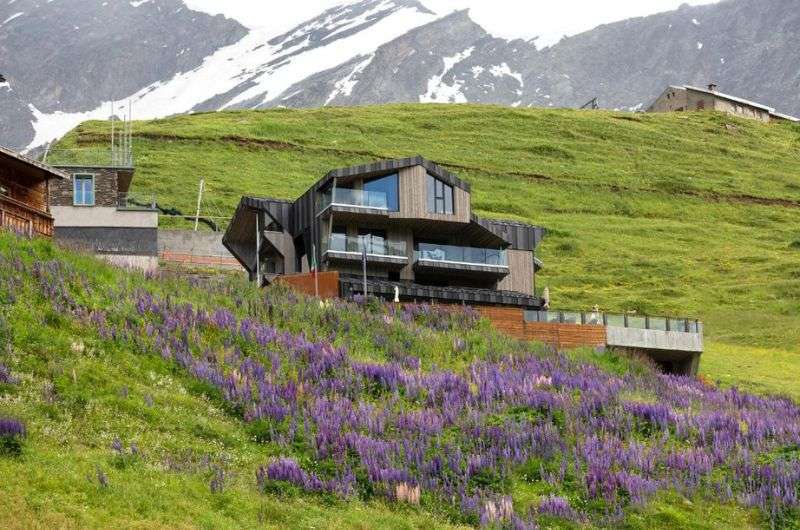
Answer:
53, 104, 800, 398
2, 233, 798, 529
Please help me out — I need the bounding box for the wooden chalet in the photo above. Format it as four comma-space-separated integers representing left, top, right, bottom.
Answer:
0, 145, 69, 237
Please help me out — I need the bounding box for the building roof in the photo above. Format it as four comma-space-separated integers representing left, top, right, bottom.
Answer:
682, 85, 775, 113
320, 155, 471, 193
769, 111, 800, 123
0, 144, 70, 180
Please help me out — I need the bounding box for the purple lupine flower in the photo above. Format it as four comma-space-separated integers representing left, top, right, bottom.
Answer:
536, 495, 579, 521
0, 363, 15, 385
0, 417, 25, 438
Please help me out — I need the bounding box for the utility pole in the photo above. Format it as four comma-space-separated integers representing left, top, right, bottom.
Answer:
361, 235, 368, 298
194, 179, 205, 231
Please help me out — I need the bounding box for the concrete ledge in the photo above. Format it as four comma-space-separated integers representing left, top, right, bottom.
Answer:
606, 326, 704, 353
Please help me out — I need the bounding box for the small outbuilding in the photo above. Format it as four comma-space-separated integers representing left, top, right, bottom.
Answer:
647, 84, 798, 123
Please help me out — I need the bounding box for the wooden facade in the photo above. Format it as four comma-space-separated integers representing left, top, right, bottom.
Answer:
476, 306, 607, 349
0, 146, 68, 237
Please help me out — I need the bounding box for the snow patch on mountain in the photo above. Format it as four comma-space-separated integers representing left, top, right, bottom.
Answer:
325, 54, 374, 105
420, 46, 474, 103
2, 12, 23, 25
25, 0, 437, 148
489, 63, 524, 87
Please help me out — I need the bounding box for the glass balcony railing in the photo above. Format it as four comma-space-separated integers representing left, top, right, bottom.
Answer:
524, 310, 702, 334
326, 233, 407, 258
414, 243, 508, 267
320, 188, 389, 211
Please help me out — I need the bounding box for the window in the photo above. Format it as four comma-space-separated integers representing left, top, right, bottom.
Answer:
427, 173, 453, 215
363, 173, 399, 211
73, 174, 95, 206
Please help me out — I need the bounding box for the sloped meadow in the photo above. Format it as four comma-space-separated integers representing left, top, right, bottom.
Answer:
0, 233, 798, 529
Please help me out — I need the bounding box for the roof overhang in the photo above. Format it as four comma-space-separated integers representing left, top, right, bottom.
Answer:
0, 145, 70, 181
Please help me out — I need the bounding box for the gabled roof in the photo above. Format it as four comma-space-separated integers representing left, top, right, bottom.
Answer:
0, 144, 70, 180
683, 85, 775, 113
321, 155, 471, 192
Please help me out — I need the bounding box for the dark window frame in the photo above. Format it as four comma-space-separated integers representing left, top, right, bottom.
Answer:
426, 173, 454, 215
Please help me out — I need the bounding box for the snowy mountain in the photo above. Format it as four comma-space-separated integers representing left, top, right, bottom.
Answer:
1, 0, 798, 151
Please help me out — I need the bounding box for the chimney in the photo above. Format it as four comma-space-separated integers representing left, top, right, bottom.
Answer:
708, 83, 718, 92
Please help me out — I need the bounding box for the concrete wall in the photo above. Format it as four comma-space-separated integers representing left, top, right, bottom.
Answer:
51, 206, 157, 228
56, 226, 158, 256
158, 229, 243, 270
605, 326, 704, 353
103, 254, 158, 273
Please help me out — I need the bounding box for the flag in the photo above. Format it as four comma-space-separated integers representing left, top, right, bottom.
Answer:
312, 244, 319, 298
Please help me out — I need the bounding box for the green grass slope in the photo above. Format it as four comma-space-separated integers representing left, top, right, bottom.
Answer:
53, 104, 800, 399
0, 234, 779, 529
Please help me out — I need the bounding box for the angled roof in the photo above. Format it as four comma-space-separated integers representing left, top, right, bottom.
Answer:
683, 85, 775, 112
770, 111, 800, 123
472, 216, 546, 251
320, 155, 471, 192
0, 144, 70, 180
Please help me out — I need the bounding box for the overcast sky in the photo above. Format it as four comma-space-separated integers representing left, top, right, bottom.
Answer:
184, 0, 721, 46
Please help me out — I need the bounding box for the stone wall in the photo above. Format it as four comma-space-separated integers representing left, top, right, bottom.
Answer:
50, 168, 119, 207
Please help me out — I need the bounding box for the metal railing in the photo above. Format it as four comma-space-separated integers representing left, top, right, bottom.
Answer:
320, 188, 389, 211
524, 310, 702, 334
326, 233, 407, 257
415, 243, 508, 267
42, 148, 134, 168
117, 192, 157, 210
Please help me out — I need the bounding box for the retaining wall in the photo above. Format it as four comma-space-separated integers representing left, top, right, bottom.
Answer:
158, 230, 242, 270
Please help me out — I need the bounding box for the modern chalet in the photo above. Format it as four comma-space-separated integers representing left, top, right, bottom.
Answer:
0, 145, 69, 237
224, 156, 546, 309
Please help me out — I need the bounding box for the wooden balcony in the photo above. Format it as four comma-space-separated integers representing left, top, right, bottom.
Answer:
0, 194, 54, 237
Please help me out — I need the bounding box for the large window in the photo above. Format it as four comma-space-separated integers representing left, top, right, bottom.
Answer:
427, 173, 453, 215
73, 174, 95, 206
363, 173, 399, 211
